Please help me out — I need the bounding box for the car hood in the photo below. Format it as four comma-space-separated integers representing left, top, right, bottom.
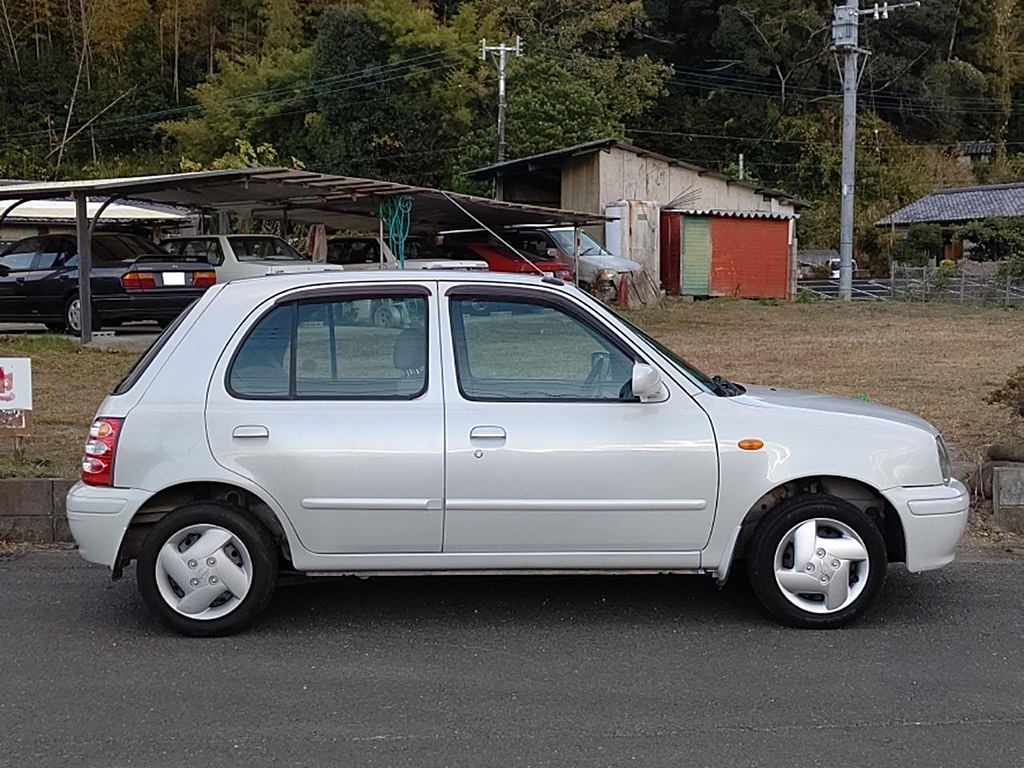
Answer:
732, 385, 937, 435
577, 253, 643, 282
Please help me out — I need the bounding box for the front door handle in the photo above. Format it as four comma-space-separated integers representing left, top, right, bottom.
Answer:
470, 425, 506, 440
232, 425, 269, 439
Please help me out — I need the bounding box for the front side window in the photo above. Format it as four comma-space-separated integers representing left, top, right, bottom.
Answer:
449, 296, 634, 401
0, 238, 40, 270
229, 293, 428, 400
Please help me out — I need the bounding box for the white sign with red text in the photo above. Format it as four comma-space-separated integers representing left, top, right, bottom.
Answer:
0, 358, 32, 410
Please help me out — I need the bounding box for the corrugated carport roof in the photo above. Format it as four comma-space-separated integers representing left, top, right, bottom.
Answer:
0, 167, 607, 231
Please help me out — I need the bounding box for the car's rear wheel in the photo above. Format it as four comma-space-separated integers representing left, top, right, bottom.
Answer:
137, 502, 279, 637
63, 296, 101, 334
747, 494, 886, 629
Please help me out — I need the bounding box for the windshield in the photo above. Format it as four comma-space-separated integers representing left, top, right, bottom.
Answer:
229, 236, 307, 262
547, 229, 612, 256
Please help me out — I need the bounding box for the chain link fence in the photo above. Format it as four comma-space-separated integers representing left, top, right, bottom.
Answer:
890, 263, 1024, 306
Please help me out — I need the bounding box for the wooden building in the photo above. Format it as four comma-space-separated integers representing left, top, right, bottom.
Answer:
470, 139, 803, 299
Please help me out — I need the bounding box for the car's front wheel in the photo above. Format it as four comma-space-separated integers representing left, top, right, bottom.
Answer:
137, 502, 279, 637
747, 494, 886, 629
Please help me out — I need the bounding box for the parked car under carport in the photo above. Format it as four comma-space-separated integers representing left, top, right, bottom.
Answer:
0, 232, 215, 333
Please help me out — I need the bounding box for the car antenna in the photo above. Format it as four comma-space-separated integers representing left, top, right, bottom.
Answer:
439, 191, 554, 280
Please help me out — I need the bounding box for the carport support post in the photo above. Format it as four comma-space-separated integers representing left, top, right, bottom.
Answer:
75, 192, 92, 344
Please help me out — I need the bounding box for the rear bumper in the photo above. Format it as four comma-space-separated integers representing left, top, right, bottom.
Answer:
93, 292, 202, 322
66, 482, 152, 568
885, 480, 970, 572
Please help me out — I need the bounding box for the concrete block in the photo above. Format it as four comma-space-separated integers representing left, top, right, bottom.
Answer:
0, 515, 54, 543
51, 479, 75, 518
0, 479, 54, 518
53, 516, 73, 543
993, 466, 1024, 534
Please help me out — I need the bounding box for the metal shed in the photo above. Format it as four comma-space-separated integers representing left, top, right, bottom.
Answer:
660, 210, 796, 300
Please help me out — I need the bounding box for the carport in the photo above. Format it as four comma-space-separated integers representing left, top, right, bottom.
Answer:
0, 168, 606, 343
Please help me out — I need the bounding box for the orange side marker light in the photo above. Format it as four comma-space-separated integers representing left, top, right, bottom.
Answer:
738, 439, 764, 451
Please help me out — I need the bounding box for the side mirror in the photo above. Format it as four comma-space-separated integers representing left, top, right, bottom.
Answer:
546, 247, 559, 258
631, 362, 668, 403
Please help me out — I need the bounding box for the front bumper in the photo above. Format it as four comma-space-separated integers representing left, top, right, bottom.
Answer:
66, 481, 153, 568
885, 479, 970, 572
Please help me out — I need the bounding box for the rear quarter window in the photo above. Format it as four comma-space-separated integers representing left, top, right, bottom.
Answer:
112, 301, 199, 395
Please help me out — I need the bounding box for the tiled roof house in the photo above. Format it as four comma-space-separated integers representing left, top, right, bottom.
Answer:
877, 182, 1024, 227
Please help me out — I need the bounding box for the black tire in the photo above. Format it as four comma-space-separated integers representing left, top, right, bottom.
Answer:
747, 494, 886, 629
137, 502, 279, 637
44, 321, 66, 333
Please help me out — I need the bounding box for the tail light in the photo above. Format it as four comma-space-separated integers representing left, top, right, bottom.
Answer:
557, 270, 574, 281
122, 270, 216, 290
192, 270, 217, 288
121, 271, 157, 291
81, 417, 124, 486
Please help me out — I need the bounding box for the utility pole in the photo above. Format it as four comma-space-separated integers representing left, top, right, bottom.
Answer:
832, 1, 919, 300
481, 36, 522, 199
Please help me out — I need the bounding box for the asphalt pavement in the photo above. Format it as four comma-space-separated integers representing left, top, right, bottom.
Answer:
1, 546, 1022, 768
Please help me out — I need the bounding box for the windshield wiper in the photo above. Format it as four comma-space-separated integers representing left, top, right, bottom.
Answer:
712, 375, 746, 397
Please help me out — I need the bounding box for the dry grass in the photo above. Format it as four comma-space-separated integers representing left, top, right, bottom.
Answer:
1, 299, 1021, 481
629, 298, 1024, 468
0, 335, 143, 478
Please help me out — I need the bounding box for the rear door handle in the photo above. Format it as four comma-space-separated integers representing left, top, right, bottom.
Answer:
470, 426, 506, 440
232, 425, 269, 439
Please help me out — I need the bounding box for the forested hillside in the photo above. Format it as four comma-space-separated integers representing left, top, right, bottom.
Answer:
1, 0, 1022, 247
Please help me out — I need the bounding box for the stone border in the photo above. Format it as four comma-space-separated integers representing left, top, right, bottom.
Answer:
994, 466, 1024, 534
0, 478, 76, 544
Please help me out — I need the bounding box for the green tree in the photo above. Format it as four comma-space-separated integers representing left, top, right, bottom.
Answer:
955, 217, 1024, 262
893, 224, 943, 266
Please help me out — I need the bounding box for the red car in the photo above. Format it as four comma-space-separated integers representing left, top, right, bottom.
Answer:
443, 239, 574, 281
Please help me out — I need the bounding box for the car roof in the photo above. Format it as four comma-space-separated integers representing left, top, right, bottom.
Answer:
212, 269, 569, 298
164, 234, 286, 240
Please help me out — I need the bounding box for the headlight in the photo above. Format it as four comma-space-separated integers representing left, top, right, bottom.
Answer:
936, 436, 952, 485
596, 268, 617, 287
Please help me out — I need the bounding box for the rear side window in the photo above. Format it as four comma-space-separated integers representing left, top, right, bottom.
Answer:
229, 237, 305, 262
92, 234, 164, 263
169, 239, 224, 265
229, 293, 428, 400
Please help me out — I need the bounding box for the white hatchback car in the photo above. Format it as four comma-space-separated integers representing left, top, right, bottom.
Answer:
67, 272, 969, 636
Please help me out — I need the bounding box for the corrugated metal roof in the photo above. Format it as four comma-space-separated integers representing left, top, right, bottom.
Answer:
0, 198, 189, 223
0, 168, 607, 231
468, 138, 808, 208
671, 209, 797, 220
877, 182, 1024, 226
